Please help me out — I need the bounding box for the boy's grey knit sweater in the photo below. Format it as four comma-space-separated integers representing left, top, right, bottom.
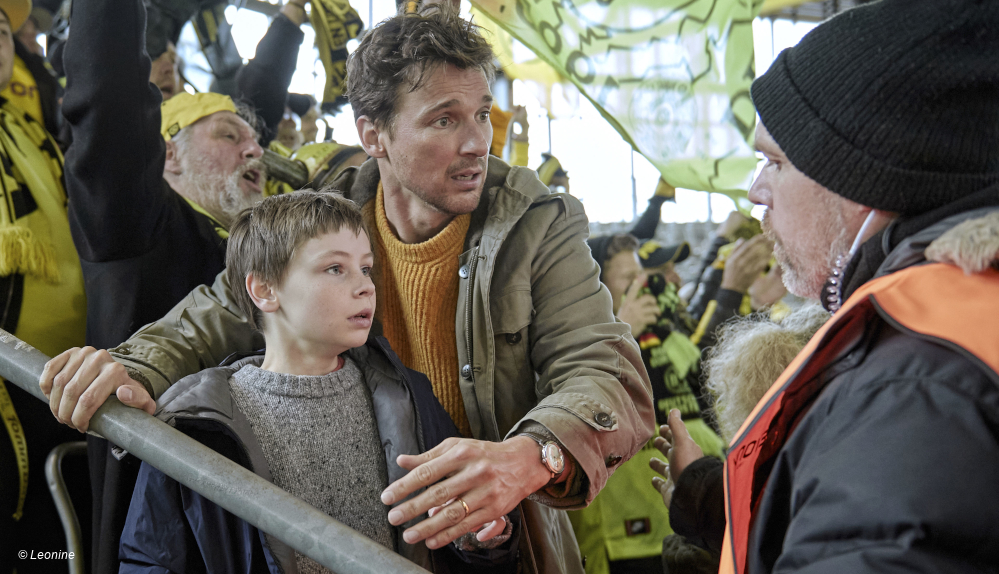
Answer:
229, 359, 393, 574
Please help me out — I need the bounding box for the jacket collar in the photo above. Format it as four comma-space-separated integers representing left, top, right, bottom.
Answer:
154, 339, 423, 484
154, 338, 433, 570
332, 155, 564, 252
841, 184, 999, 300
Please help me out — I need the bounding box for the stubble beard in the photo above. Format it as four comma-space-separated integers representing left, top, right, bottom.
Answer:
409, 156, 488, 216
762, 209, 851, 301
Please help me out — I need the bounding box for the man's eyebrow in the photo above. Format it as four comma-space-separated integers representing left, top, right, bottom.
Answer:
215, 116, 245, 130
422, 99, 461, 117
422, 94, 494, 117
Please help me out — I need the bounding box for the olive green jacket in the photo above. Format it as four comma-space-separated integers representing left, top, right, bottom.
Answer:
109, 157, 655, 574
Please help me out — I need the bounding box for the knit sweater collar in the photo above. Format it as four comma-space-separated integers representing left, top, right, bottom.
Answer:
373, 181, 471, 263
229, 358, 361, 399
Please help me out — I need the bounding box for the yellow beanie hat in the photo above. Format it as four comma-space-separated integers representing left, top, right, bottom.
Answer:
160, 92, 238, 140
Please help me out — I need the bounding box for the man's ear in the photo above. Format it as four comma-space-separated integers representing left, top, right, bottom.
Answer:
357, 116, 387, 159
246, 272, 279, 314
163, 139, 183, 175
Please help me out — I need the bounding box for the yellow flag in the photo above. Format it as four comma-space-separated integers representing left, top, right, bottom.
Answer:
470, 0, 763, 204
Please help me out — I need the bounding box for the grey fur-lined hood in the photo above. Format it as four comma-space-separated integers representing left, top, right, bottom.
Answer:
876, 206, 999, 279
925, 209, 999, 274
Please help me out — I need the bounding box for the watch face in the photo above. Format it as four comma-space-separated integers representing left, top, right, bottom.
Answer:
541, 443, 565, 475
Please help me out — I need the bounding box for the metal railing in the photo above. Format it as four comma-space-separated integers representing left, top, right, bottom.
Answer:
45, 441, 88, 574
0, 330, 427, 574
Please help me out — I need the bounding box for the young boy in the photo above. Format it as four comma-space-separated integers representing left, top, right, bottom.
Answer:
118, 191, 515, 573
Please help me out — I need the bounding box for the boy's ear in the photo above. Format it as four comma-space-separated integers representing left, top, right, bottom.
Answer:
246, 272, 279, 314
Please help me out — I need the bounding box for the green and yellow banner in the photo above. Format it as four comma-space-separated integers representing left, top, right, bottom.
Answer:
471, 0, 764, 204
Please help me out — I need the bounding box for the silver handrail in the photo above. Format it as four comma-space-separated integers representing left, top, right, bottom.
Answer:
0, 330, 427, 574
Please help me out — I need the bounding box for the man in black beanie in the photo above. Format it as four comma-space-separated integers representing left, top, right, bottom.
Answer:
653, 0, 999, 572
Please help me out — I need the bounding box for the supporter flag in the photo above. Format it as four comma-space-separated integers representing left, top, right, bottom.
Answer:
471, 0, 763, 205
310, 0, 364, 113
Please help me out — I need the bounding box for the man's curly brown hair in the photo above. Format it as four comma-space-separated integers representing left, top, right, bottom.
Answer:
346, 1, 496, 135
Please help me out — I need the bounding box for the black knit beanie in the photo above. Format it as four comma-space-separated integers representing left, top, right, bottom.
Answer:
751, 0, 999, 215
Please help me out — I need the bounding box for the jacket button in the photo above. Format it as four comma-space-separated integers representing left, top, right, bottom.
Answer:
461, 364, 472, 380
595, 412, 613, 427
458, 265, 470, 279
605, 455, 622, 467
114, 347, 131, 356
505, 332, 522, 344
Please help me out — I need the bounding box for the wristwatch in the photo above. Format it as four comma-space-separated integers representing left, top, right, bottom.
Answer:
521, 432, 565, 482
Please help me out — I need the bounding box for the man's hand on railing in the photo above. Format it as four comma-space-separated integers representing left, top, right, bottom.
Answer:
39, 347, 156, 432
380, 435, 553, 550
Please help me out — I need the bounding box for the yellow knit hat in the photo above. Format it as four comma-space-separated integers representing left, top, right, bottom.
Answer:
160, 92, 238, 140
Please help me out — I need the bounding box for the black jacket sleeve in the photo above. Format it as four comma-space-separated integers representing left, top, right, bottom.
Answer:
61, 0, 170, 262
689, 235, 729, 297
235, 14, 306, 145
688, 265, 723, 323
119, 462, 272, 573
669, 456, 726, 558
630, 195, 668, 241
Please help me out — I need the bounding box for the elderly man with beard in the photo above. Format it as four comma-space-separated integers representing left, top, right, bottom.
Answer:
651, 1, 999, 573
55, 0, 264, 569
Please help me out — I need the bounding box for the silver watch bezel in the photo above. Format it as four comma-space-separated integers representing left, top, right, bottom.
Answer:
540, 441, 565, 477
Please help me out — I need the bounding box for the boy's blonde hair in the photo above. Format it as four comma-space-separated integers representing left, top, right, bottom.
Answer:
226, 190, 368, 329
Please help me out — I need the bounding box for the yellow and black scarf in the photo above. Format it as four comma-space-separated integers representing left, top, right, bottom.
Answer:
0, 97, 87, 521
310, 0, 364, 113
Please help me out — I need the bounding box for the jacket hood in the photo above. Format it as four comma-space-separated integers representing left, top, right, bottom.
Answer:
924, 210, 999, 274
841, 185, 999, 300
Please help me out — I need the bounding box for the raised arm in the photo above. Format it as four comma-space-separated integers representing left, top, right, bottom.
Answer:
63, 0, 174, 261
235, 4, 307, 145
61, 0, 170, 262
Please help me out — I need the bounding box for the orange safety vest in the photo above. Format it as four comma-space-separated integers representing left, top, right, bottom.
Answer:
719, 262, 999, 574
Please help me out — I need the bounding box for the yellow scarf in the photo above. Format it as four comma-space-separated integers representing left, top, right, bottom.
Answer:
0, 98, 87, 522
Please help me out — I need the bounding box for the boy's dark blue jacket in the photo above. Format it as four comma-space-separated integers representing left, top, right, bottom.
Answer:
118, 337, 517, 573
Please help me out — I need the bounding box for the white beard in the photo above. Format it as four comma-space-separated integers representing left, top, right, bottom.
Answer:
177, 150, 263, 227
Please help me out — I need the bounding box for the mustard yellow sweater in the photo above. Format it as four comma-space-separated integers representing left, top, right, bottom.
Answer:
364, 184, 472, 436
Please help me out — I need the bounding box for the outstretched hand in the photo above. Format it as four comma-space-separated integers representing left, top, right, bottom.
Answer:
381, 435, 551, 549
39, 347, 156, 432
649, 409, 704, 507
